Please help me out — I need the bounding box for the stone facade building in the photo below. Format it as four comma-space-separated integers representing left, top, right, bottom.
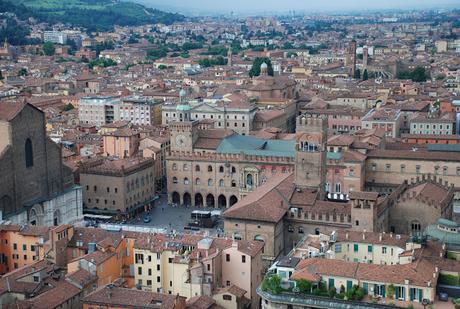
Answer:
0, 101, 82, 226
80, 157, 155, 218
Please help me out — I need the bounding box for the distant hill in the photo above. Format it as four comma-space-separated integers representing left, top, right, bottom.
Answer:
0, 0, 184, 31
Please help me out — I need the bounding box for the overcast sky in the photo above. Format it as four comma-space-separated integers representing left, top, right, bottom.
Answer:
137, 0, 460, 15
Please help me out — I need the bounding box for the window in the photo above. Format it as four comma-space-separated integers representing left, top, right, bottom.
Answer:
335, 182, 341, 193
195, 165, 200, 172
231, 180, 236, 187
443, 166, 448, 176
157, 265, 160, 271
219, 166, 224, 173
138, 267, 142, 275
385, 164, 391, 172
457, 167, 460, 176
148, 268, 152, 275
226, 254, 230, 262
368, 245, 373, 253
157, 276, 161, 282
195, 178, 201, 185
354, 244, 359, 252
168, 258, 173, 263
242, 255, 246, 263
416, 165, 421, 174
31, 245, 35, 252
172, 163, 177, 171
382, 247, 387, 254
147, 280, 152, 286
135, 254, 144, 264
208, 179, 213, 186
231, 166, 236, 173
335, 244, 342, 253
184, 178, 189, 185
219, 179, 224, 187
25, 138, 33, 168
208, 165, 213, 172
223, 295, 232, 301
298, 227, 304, 234
13, 243, 17, 250
400, 164, 405, 173
173, 177, 178, 184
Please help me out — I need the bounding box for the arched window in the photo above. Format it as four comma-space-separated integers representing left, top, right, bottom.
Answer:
231, 180, 236, 187
173, 177, 178, 184
231, 166, 236, 173
172, 163, 177, 171
25, 138, 33, 168
208, 165, 213, 172
208, 179, 213, 186
184, 178, 189, 185
195, 165, 200, 172
183, 163, 188, 171
219, 179, 224, 187
219, 166, 224, 173
195, 178, 201, 185
335, 182, 341, 193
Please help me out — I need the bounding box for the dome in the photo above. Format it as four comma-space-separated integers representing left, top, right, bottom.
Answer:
260, 62, 268, 69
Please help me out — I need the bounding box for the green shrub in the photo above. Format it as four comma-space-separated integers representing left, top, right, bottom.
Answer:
439, 274, 460, 286
296, 279, 312, 294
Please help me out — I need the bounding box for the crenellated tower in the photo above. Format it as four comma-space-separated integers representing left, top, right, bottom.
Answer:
294, 115, 327, 195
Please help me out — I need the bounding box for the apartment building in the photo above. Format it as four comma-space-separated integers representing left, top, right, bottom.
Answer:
78, 96, 120, 126
362, 108, 402, 138
133, 234, 263, 308
0, 225, 49, 273
117, 96, 163, 126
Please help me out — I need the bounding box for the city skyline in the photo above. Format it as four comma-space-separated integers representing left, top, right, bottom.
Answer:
137, 0, 460, 15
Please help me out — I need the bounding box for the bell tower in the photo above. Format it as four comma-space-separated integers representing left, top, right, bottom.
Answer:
294, 115, 327, 194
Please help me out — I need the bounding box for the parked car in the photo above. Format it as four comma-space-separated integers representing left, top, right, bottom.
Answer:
439, 292, 449, 301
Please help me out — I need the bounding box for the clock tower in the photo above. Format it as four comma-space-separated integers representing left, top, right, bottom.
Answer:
170, 121, 199, 153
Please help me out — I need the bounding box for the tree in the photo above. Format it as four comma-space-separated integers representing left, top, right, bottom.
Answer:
362, 69, 368, 81
18, 68, 27, 76
249, 57, 274, 78
354, 68, 361, 79
43, 42, 55, 56
63, 103, 74, 111
261, 275, 282, 295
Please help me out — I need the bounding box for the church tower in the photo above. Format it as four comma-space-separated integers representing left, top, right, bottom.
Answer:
294, 115, 327, 194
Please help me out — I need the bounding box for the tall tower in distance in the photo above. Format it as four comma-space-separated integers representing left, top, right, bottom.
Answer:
346, 40, 357, 77
363, 46, 369, 69
227, 46, 233, 67
294, 115, 327, 195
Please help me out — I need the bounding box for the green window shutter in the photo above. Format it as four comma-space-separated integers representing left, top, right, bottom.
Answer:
363, 282, 368, 294
368, 245, 373, 253
347, 280, 353, 291
354, 244, 359, 252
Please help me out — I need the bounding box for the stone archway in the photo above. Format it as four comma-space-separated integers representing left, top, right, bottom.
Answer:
172, 192, 180, 205
195, 193, 203, 207
206, 194, 215, 208
217, 195, 227, 208
183, 193, 191, 207
229, 195, 238, 206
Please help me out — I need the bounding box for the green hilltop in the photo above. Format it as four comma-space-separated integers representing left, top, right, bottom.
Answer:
1, 0, 184, 31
